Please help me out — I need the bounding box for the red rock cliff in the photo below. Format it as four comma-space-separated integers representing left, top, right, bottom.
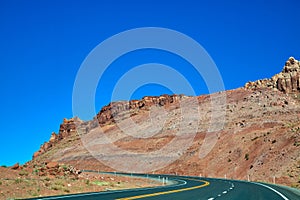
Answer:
96, 94, 185, 125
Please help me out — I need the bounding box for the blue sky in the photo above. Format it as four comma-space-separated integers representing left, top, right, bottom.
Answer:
0, 0, 300, 166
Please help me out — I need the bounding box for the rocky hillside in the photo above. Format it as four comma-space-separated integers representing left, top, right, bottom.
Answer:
31, 57, 300, 188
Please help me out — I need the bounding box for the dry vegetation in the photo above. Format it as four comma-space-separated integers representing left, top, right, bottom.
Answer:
0, 165, 160, 200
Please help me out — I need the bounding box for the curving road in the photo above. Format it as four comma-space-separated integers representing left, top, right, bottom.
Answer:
31, 173, 300, 200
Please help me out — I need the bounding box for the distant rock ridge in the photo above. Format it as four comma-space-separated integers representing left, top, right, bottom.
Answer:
97, 94, 186, 125
245, 57, 300, 93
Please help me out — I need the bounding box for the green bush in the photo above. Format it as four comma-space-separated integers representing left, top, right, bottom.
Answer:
62, 165, 68, 170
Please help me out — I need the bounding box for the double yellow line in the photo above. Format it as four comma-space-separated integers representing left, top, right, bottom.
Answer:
116, 178, 210, 200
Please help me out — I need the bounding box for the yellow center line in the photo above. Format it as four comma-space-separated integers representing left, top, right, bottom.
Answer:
116, 178, 210, 200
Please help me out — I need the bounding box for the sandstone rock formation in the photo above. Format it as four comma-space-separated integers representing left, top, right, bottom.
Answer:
33, 94, 185, 158
245, 57, 300, 93
33, 118, 77, 159
96, 94, 185, 125
11, 163, 20, 170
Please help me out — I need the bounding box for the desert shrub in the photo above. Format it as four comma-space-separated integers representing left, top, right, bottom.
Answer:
62, 165, 68, 170
244, 153, 249, 160
15, 178, 22, 184
92, 181, 109, 186
54, 180, 64, 186
51, 186, 60, 190
32, 169, 39, 175
294, 141, 300, 147
19, 170, 29, 176
64, 188, 70, 193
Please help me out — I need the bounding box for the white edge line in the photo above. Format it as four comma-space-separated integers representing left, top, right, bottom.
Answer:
252, 182, 289, 200
37, 179, 187, 199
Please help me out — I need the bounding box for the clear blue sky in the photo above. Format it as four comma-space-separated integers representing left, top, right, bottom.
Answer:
0, 0, 299, 166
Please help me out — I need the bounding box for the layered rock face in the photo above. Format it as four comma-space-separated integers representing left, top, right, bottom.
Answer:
33, 94, 185, 159
96, 94, 185, 125
245, 57, 300, 93
33, 118, 77, 159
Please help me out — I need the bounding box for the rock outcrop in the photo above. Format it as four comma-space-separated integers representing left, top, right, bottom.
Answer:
33, 118, 77, 159
30, 161, 81, 178
11, 163, 20, 170
245, 57, 300, 93
33, 94, 185, 159
96, 94, 185, 125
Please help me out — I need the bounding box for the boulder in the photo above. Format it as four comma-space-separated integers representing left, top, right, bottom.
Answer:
46, 161, 59, 169
11, 163, 19, 170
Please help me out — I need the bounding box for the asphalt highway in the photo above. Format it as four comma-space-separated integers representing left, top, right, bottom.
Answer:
30, 173, 300, 200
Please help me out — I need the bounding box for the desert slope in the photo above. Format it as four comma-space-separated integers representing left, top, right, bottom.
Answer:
31, 57, 300, 188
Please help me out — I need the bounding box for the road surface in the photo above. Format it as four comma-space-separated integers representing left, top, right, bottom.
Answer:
30, 173, 300, 200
